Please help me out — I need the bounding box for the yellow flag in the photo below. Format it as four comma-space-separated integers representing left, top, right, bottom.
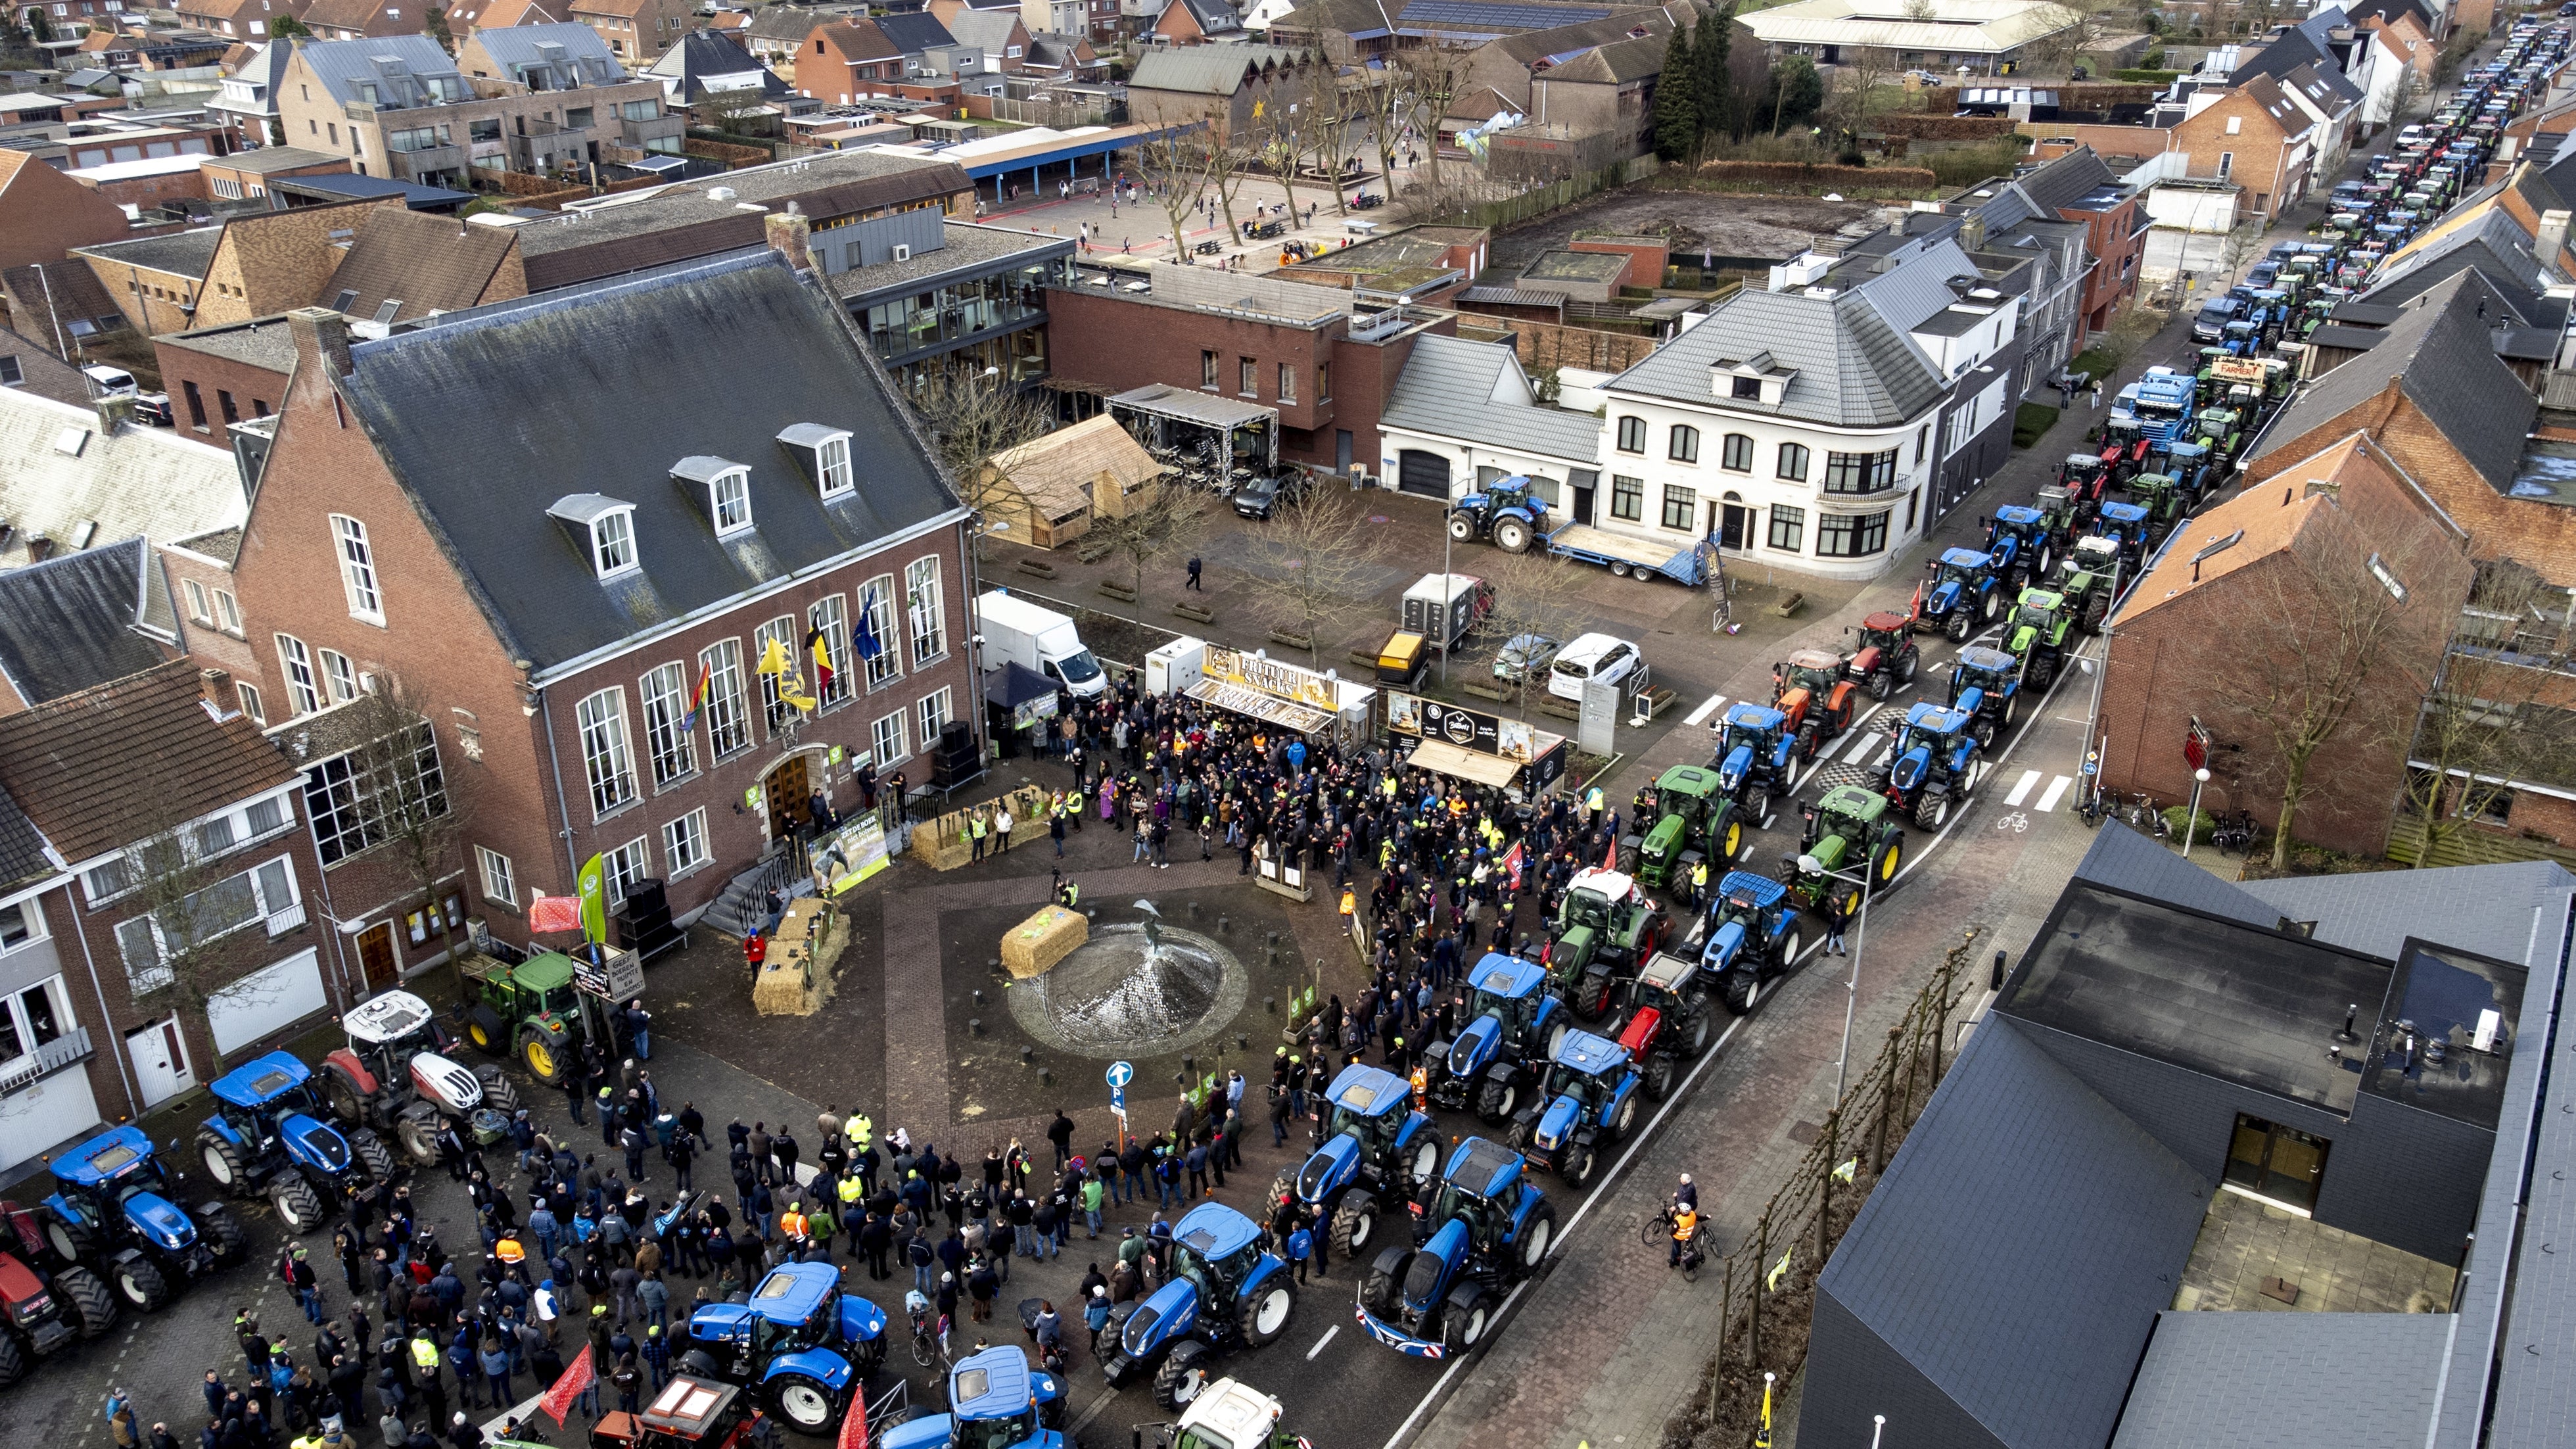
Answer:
1253, 99, 1264, 117
757, 636, 793, 677
779, 674, 818, 713
1833, 1157, 1858, 1183
1766, 1248, 1792, 1293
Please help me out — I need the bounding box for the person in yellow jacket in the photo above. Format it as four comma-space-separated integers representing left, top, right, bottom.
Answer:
1670, 1207, 1699, 1268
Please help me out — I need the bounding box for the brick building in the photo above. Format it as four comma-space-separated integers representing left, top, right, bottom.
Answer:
156, 315, 296, 446
202, 244, 976, 973
0, 151, 135, 273
300, 0, 423, 40
565, 0, 699, 62
798, 20, 908, 103
2173, 76, 2320, 224
1125, 43, 1310, 143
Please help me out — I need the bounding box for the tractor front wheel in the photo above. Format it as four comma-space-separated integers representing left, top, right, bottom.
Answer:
0, 1328, 24, 1387
1945, 610, 1972, 642
43, 1210, 95, 1267
1745, 786, 1772, 826
1643, 1053, 1675, 1102
1777, 928, 1804, 972
113, 1258, 168, 1313
1577, 966, 1615, 1021
2030, 655, 2057, 691
1564, 1144, 1598, 1189
1440, 1285, 1491, 1352
1236, 1277, 1294, 1346
271, 1177, 326, 1235
1516, 1203, 1557, 1276
2001, 690, 2020, 729
1446, 513, 1476, 543
1868, 672, 1890, 702
1685, 1009, 1712, 1058
350, 1130, 398, 1184
1915, 791, 1952, 830
197, 1132, 252, 1198
197, 1205, 246, 1265
1871, 836, 1902, 887
477, 1068, 523, 1116
465, 1006, 507, 1057
1474, 1077, 1518, 1125
1980, 590, 2003, 623
1332, 1191, 1379, 1260
1717, 818, 1744, 864
1153, 1342, 1213, 1410
768, 1373, 837, 1431
1610, 1091, 1639, 1143
1360, 1249, 1407, 1316
1719, 971, 1757, 1016
1897, 649, 1919, 684
395, 1114, 440, 1166
56, 1264, 116, 1338
1797, 724, 1819, 762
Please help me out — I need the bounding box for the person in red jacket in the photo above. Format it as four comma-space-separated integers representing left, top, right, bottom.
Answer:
743, 932, 766, 975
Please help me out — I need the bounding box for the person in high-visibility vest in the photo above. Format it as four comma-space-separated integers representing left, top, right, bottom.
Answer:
850, 1114, 873, 1152
1670, 1206, 1698, 1267
1339, 887, 1356, 917
1689, 859, 1710, 911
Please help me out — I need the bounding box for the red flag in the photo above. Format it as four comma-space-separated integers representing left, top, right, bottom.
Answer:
538, 1346, 594, 1427
528, 895, 583, 934
836, 1383, 871, 1449
1502, 841, 1525, 894
1602, 834, 1618, 870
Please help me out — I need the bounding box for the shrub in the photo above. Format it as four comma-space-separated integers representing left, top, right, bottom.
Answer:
2163, 805, 2218, 841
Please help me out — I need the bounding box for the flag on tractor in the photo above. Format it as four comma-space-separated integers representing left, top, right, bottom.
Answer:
538, 1346, 595, 1425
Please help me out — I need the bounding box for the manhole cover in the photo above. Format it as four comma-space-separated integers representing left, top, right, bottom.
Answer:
1007, 921, 1249, 1059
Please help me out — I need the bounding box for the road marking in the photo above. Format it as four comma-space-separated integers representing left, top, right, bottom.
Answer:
1307, 1324, 1341, 1360
1683, 692, 1728, 726
1870, 740, 1895, 768
2003, 769, 2042, 806
2035, 775, 2074, 812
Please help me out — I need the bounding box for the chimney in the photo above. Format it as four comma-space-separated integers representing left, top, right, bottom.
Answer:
94, 392, 135, 435
766, 210, 814, 273
200, 667, 233, 714
287, 306, 353, 380
2541, 208, 2571, 264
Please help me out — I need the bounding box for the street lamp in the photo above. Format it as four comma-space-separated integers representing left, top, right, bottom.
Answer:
2183, 766, 2211, 857
1798, 851, 1875, 1104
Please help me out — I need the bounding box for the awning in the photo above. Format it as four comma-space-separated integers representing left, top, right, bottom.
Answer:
1184, 678, 1334, 735
1110, 383, 1276, 432
1404, 738, 1522, 788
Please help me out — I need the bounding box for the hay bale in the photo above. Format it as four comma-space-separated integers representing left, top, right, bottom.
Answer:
1001, 905, 1087, 979
753, 959, 812, 1016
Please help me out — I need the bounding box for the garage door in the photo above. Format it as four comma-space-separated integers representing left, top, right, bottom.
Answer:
208, 948, 327, 1055
0, 1066, 100, 1179
1397, 450, 1452, 499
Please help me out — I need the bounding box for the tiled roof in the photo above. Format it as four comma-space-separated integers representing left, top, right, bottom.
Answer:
0, 658, 296, 865
322, 206, 523, 324
1128, 42, 1307, 95
0, 538, 176, 709
0, 784, 47, 891
812, 18, 901, 62
1606, 284, 1945, 428
469, 21, 627, 85
642, 29, 789, 99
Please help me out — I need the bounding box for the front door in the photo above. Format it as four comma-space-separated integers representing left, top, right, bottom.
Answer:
126, 1018, 191, 1108
1336, 429, 1354, 475
357, 922, 399, 991
2224, 1114, 2331, 1209
1572, 483, 1595, 525
1717, 502, 1749, 550
766, 753, 812, 841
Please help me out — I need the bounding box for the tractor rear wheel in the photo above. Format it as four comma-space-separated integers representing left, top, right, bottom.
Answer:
1495, 517, 1532, 554
1563, 1144, 1598, 1189
1152, 1341, 1213, 1410
1236, 1276, 1294, 1346
197, 1204, 246, 1265
1643, 1054, 1675, 1103
42, 1209, 94, 1266
317, 1064, 369, 1127
1439, 1285, 1491, 1352
1332, 1191, 1379, 1260
1360, 1248, 1407, 1316
1473, 1076, 1518, 1125
351, 1130, 398, 1184
56, 1264, 116, 1339
197, 1132, 252, 1198
271, 1178, 326, 1235
0, 1327, 24, 1386
112, 1258, 168, 1313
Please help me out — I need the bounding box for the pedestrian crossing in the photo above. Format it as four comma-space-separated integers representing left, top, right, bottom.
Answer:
1683, 692, 1730, 726
2002, 768, 2081, 811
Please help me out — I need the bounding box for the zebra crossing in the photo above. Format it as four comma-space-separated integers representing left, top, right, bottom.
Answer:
2002, 767, 2082, 812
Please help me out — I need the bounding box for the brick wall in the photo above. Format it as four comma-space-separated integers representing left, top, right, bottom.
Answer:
82, 168, 211, 214
1048, 285, 1338, 434
154, 338, 290, 446
0, 158, 134, 271
1567, 237, 1667, 291
80, 254, 202, 336
199, 199, 404, 328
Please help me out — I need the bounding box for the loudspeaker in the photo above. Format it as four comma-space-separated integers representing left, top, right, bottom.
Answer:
615, 877, 683, 962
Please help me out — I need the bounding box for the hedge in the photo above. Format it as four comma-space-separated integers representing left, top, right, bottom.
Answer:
2113, 68, 2183, 84
1875, 114, 2017, 139
1693, 160, 1938, 189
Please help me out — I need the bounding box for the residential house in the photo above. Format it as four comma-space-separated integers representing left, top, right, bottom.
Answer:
154, 316, 297, 448
0, 659, 348, 1175
72, 229, 225, 337
1445, 5, 1731, 156
208, 39, 300, 150
799, 20, 909, 103
2279, 61, 2366, 179
1152, 0, 1240, 43
0, 387, 250, 571
1021, 30, 1104, 80
745, 3, 853, 68
450, 0, 564, 32
2174, 76, 2318, 224
299, 0, 425, 41
75, 197, 404, 335
326, 206, 532, 325
204, 245, 980, 961
0, 263, 133, 366
1125, 43, 1309, 142
566, 0, 697, 62
1375, 332, 1607, 513
200, 147, 356, 207
0, 152, 135, 273
1946, 145, 2137, 379
935, 3, 1033, 73
642, 28, 793, 107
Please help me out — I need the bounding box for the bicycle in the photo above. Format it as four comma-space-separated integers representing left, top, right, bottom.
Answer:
1640, 1207, 1709, 1281
908, 1302, 952, 1369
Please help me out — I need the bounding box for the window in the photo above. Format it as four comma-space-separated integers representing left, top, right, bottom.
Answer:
1660, 485, 1698, 531
246, 796, 284, 838
711, 468, 752, 536
638, 662, 697, 787
1768, 505, 1805, 552
183, 578, 212, 623
817, 435, 853, 498
601, 837, 649, 906
83, 857, 135, 905
183, 381, 206, 429
196, 815, 237, 859
918, 686, 951, 747
0, 897, 39, 951
754, 617, 797, 732
215, 590, 241, 635
1721, 433, 1752, 471
1239, 357, 1257, 396
477, 846, 517, 907
1776, 442, 1810, 481
1201, 350, 1219, 389
590, 509, 636, 577
810, 594, 853, 707
906, 557, 945, 665
563, 107, 594, 130
1822, 449, 1899, 495
276, 634, 321, 715
1732, 375, 1764, 400
2218, 151, 2234, 178
1914, 425, 1928, 465
620, 99, 658, 121
1668, 425, 1699, 464
857, 576, 901, 688
302, 724, 447, 866
1316, 362, 1330, 400
218, 391, 238, 425
699, 638, 751, 759
114, 855, 300, 991
575, 688, 640, 818
663, 809, 710, 878
0, 978, 66, 1070
0, 354, 18, 387
1610, 474, 1644, 521
317, 649, 358, 703
872, 709, 910, 766
1278, 362, 1296, 403
1815, 508, 1890, 558
237, 682, 264, 724
1615, 416, 1645, 454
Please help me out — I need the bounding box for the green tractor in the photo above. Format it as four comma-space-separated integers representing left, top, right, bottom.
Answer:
2193, 407, 2244, 462
1546, 868, 1668, 1020
2048, 534, 2122, 635
1779, 786, 1904, 911
1627, 765, 1745, 891
459, 950, 597, 1086
2126, 471, 2189, 549
2003, 588, 2076, 690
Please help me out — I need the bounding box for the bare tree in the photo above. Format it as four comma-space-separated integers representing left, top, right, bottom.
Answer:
102, 778, 285, 1080
1090, 486, 1209, 623
1245, 487, 1388, 667
1464, 545, 1593, 713
1208, 138, 1258, 242
1357, 62, 1409, 185
1248, 87, 1306, 226
1301, 64, 1362, 216
331, 677, 477, 996
2399, 561, 2576, 865
2216, 218, 2268, 283
908, 367, 1059, 531
2029, 0, 2117, 76
1390, 47, 1467, 195
1130, 122, 1217, 258
1825, 45, 1894, 154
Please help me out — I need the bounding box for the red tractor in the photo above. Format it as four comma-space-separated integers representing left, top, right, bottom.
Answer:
1842, 611, 1920, 702
1771, 648, 1861, 762
0, 1200, 117, 1385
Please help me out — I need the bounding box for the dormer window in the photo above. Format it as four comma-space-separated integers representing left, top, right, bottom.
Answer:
777, 423, 855, 499
674, 456, 755, 536
713, 470, 751, 532
548, 494, 639, 579
1712, 352, 1796, 406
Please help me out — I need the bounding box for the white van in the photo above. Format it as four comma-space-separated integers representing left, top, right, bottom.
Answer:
1547, 632, 1643, 701
975, 590, 1108, 698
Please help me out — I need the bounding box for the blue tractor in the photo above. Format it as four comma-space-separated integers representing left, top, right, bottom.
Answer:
1712, 703, 1798, 822
1698, 871, 1805, 1014
1984, 506, 2057, 589
196, 1053, 398, 1236
1419, 953, 1571, 1126
1946, 644, 2023, 749
1509, 1030, 1642, 1189
1104, 1201, 1296, 1409
1355, 1137, 1554, 1360
1871, 701, 1981, 830
1915, 549, 2005, 642
1281, 1064, 1440, 1264
1445, 475, 1551, 554
881, 1346, 1069, 1449
2094, 500, 2153, 572
679, 1260, 889, 1431
37, 1125, 246, 1312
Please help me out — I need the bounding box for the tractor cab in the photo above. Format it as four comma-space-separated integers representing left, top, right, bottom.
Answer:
1159, 1379, 1300, 1449
876, 1347, 1068, 1449
1712, 703, 1795, 814
2220, 319, 2262, 355
2164, 439, 2213, 497
1785, 786, 1902, 905
2056, 452, 2110, 504
1918, 548, 2003, 641
1629, 765, 1738, 890
1945, 645, 2022, 748
461, 950, 589, 1085
1843, 610, 1921, 701
2094, 501, 2151, 569
1771, 648, 1857, 759
206, 1054, 333, 1159
1986, 504, 2056, 584
590, 1376, 764, 1449
2195, 408, 2243, 458
2004, 588, 2075, 690
2125, 473, 2187, 540
1877, 701, 1979, 830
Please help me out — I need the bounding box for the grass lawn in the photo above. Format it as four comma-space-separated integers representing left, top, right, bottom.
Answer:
2011, 402, 2061, 448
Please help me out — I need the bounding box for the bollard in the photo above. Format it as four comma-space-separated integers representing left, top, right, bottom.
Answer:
1040, 1068, 1053, 1086
1990, 951, 2006, 991
987, 958, 1002, 978
1268, 932, 1280, 951
1019, 1046, 1033, 1066
1219, 915, 1230, 934
1189, 901, 1202, 921
1265, 996, 1276, 1013
1183, 1054, 1196, 1077
972, 989, 985, 1007
969, 1018, 982, 1035
1237, 1033, 1250, 1051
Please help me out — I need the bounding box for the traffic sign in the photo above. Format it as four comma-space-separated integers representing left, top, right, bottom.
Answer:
1110, 1083, 1126, 1113
1105, 1060, 1133, 1089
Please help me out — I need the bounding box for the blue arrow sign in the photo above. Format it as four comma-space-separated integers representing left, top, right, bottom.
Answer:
1105, 1060, 1134, 1089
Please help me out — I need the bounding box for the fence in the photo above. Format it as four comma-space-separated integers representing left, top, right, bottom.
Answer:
1657, 932, 1982, 1449
1409, 153, 1662, 231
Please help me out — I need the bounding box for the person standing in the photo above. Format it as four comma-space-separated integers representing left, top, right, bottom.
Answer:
994, 806, 1013, 855
1824, 889, 1850, 957
1185, 556, 1203, 591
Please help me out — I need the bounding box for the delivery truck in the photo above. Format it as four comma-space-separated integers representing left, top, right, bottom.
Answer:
975, 590, 1108, 698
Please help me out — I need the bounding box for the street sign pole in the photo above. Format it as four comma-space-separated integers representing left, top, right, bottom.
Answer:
1106, 1060, 1133, 1152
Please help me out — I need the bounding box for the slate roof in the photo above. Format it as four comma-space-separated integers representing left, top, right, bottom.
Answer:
0, 538, 175, 710
811, 19, 901, 63
337, 250, 962, 678
322, 207, 522, 324
1128, 43, 1308, 96
872, 9, 956, 52
0, 389, 248, 571
1606, 285, 1946, 428
2283, 59, 2364, 114
1808, 1014, 2211, 1449
296, 34, 464, 107
2364, 205, 2554, 321
1, 263, 128, 341
0, 323, 95, 408
469, 21, 628, 86
0, 659, 295, 864
1172, 0, 1244, 34
644, 28, 789, 99
2254, 272, 2533, 494
1540, 32, 1662, 83
939, 7, 1021, 52
2071, 819, 2283, 928
1379, 333, 1601, 463
72, 226, 223, 281
2229, 23, 2334, 85
2110, 1312, 2453, 1449
2237, 859, 2576, 968
2013, 145, 2119, 213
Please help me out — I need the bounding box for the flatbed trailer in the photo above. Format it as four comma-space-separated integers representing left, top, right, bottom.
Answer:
1546, 524, 1714, 586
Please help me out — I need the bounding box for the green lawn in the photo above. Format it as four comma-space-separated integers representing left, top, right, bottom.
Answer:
2012, 402, 2061, 449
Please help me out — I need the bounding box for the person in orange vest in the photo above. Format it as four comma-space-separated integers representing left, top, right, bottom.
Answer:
779, 1199, 808, 1247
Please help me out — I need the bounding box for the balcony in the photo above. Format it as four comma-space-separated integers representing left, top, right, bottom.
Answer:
266, 901, 308, 937
0, 1027, 95, 1096
389, 143, 467, 180
621, 113, 684, 148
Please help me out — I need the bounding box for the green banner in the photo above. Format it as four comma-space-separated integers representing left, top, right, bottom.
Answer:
577, 853, 608, 945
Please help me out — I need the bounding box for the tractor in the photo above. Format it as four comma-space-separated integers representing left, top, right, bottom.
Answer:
1914, 549, 2005, 642
1130, 1378, 1305, 1449
2003, 588, 2076, 690
2125, 472, 2188, 548
1420, 954, 1569, 1124
2193, 407, 2245, 462
1610, 952, 1716, 1100
1509, 1030, 1642, 1189
1780, 787, 1902, 912
36, 1126, 245, 1313
1983, 504, 2057, 588
1444, 476, 1550, 554
459, 949, 597, 1087
1545, 868, 1666, 1019
1698, 871, 1805, 1015
1280, 1064, 1439, 1264
2095, 416, 2150, 484
2055, 452, 2111, 513
1104, 1201, 1295, 1408
679, 1260, 889, 1431
1945, 645, 2024, 749
1870, 701, 1981, 830
1355, 1137, 1553, 1360
317, 990, 521, 1166
2093, 501, 2153, 573
881, 1347, 1069, 1449
197, 1052, 398, 1235
1771, 649, 1860, 763
1626, 765, 1745, 891
2165, 439, 2215, 499
1842, 610, 1921, 701
1711, 703, 1797, 820
0, 1204, 116, 1387
587, 1374, 770, 1449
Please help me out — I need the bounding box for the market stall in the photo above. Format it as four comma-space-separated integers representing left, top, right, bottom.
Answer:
1181, 644, 1376, 748
1108, 383, 1278, 479
1386, 691, 1568, 800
